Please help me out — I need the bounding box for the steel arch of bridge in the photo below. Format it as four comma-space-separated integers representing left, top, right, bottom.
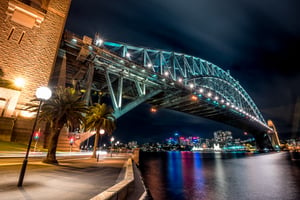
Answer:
57, 32, 272, 137
102, 40, 266, 125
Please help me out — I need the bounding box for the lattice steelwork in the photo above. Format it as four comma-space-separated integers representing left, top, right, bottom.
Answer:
56, 32, 272, 138
102, 41, 266, 125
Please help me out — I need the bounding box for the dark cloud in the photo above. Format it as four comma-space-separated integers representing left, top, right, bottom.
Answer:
66, 0, 300, 142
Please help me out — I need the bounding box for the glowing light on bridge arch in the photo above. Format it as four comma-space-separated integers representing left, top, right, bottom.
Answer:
62, 32, 273, 138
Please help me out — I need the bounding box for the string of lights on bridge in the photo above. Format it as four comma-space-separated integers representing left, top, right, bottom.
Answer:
70, 36, 272, 132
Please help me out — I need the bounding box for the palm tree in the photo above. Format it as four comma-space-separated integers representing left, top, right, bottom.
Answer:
39, 87, 87, 164
85, 103, 116, 158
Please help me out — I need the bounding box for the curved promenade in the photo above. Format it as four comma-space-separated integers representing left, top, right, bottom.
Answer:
0, 152, 147, 200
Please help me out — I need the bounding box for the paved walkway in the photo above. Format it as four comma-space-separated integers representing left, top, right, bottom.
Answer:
0, 154, 131, 200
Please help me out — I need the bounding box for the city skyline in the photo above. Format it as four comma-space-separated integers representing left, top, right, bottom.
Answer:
65, 0, 300, 142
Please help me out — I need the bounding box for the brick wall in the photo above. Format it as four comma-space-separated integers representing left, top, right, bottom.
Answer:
0, 0, 71, 147
0, 0, 71, 110
0, 117, 15, 141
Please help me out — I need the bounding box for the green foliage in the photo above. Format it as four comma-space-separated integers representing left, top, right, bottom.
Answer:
39, 87, 87, 164
39, 87, 88, 130
85, 103, 116, 134
85, 103, 116, 158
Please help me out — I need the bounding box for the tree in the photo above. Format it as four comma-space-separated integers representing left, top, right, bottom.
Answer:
85, 103, 116, 158
39, 87, 87, 164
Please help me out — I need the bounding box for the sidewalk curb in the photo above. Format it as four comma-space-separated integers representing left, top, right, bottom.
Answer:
90, 158, 134, 200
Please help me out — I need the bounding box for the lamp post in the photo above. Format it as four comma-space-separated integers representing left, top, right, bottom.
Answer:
96, 129, 105, 162
110, 136, 115, 157
17, 86, 52, 187
99, 129, 105, 150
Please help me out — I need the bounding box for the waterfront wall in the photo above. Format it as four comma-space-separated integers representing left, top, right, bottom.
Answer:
90, 158, 135, 200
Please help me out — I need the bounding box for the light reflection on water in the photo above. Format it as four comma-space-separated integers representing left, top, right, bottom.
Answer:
139, 152, 300, 200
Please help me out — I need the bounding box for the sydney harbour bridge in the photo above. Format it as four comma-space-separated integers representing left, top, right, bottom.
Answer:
51, 31, 280, 150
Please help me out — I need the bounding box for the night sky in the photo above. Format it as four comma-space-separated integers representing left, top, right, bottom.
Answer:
65, 0, 300, 143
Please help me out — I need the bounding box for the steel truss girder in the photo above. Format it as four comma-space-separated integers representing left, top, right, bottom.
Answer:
158, 95, 192, 108
104, 69, 162, 119
103, 41, 266, 124
61, 32, 271, 135
193, 76, 262, 121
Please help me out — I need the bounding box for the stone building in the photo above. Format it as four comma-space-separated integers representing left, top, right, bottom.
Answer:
0, 0, 71, 145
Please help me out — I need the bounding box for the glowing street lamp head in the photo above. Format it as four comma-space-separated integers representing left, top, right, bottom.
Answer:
36, 87, 52, 100
100, 129, 105, 134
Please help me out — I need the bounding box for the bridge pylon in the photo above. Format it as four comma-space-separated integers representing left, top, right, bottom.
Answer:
267, 120, 282, 150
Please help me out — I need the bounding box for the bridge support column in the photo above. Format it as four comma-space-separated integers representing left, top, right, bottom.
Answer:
83, 63, 95, 105
113, 89, 162, 119
253, 133, 273, 152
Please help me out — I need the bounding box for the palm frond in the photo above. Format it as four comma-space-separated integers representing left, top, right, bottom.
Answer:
38, 87, 88, 129
84, 103, 116, 134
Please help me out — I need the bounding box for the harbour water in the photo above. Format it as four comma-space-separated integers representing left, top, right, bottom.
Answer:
139, 151, 300, 200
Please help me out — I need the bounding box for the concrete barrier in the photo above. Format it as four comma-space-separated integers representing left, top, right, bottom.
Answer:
90, 158, 135, 200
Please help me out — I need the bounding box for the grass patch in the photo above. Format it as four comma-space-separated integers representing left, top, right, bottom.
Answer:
0, 140, 47, 152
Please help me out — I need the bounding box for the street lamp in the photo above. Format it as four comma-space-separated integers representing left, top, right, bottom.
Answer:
99, 129, 105, 150
17, 86, 52, 187
110, 136, 115, 157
